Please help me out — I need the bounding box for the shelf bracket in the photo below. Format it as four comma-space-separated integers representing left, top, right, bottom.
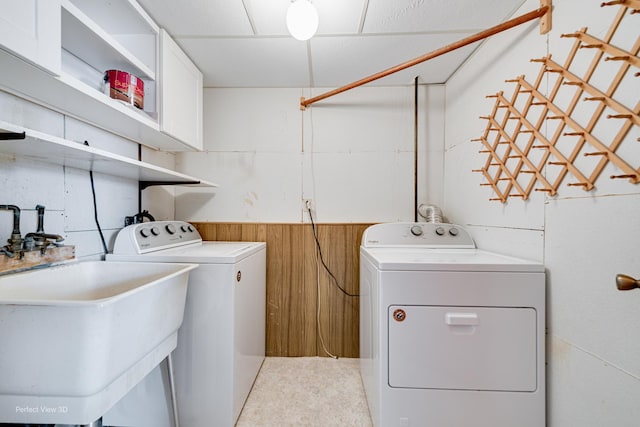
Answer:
0, 131, 26, 140
540, 0, 552, 34
139, 180, 201, 190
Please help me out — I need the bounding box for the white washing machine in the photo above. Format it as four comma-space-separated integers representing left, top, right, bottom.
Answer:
105, 220, 266, 427
360, 222, 545, 427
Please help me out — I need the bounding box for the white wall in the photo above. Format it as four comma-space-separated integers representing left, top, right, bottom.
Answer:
0, 90, 165, 259
175, 84, 445, 223
444, 0, 640, 425
4, 1, 636, 423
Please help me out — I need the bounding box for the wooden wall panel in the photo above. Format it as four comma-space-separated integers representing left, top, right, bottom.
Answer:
312, 224, 370, 358
191, 222, 373, 358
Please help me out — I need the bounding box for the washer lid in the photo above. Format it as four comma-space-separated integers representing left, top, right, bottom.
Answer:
108, 241, 266, 264
361, 247, 544, 272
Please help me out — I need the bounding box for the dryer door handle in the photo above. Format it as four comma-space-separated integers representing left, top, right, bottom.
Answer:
445, 312, 478, 326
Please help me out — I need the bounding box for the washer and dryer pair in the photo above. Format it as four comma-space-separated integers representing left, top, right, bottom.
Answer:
360, 222, 545, 427
105, 221, 265, 427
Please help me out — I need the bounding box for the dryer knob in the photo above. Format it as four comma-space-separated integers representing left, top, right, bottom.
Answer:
449, 227, 459, 236
166, 224, 177, 234
410, 225, 423, 236
139, 228, 151, 238
435, 227, 445, 236
150, 226, 160, 236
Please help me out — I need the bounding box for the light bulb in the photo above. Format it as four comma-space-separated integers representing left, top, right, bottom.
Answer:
286, 0, 319, 41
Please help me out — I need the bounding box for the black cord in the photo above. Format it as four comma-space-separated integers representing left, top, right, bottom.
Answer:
84, 141, 109, 255
307, 205, 359, 297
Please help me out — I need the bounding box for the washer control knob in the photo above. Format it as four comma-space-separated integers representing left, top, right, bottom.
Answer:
449, 227, 459, 236
435, 227, 445, 236
166, 224, 176, 235
180, 224, 189, 233
150, 226, 160, 236
139, 228, 151, 238
410, 225, 423, 236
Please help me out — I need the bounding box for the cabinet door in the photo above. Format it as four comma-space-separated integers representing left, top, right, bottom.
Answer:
0, 0, 61, 74
159, 29, 203, 150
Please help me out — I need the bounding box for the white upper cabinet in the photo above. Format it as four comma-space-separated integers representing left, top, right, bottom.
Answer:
0, 0, 61, 74
159, 30, 203, 151
0, 0, 204, 152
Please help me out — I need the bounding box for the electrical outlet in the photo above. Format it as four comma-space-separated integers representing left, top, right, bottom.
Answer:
303, 198, 314, 211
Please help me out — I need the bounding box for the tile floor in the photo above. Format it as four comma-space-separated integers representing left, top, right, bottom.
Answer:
236, 357, 373, 427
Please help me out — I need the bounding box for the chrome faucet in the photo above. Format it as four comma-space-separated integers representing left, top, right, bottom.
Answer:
25, 205, 64, 253
0, 204, 23, 256
1, 204, 65, 258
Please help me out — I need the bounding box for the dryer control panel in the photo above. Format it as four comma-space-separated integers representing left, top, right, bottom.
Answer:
362, 222, 475, 248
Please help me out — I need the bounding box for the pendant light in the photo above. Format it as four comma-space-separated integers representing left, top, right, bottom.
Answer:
286, 0, 319, 41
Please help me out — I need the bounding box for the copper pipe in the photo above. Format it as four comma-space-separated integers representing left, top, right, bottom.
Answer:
300, 6, 550, 109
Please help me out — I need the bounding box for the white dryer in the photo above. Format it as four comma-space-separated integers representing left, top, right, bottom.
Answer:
360, 222, 545, 427
105, 221, 266, 427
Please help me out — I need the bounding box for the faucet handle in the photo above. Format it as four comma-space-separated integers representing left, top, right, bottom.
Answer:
24, 235, 36, 251
616, 274, 639, 291
35, 204, 46, 233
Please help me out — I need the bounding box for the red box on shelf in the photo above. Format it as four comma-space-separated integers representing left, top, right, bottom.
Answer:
103, 70, 144, 110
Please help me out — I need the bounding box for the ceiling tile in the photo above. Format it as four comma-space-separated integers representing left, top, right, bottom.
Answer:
137, 0, 253, 36
243, 0, 290, 35
314, 0, 369, 35
363, 0, 526, 33
178, 37, 312, 87
246, 0, 369, 36
310, 33, 481, 86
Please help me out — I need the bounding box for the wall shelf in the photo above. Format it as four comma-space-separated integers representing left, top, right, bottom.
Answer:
0, 121, 217, 188
0, 0, 201, 152
62, 1, 155, 81
0, 45, 196, 151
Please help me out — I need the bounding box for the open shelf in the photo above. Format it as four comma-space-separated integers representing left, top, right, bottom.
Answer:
0, 121, 217, 188
62, 1, 155, 81
0, 0, 202, 152
0, 46, 198, 150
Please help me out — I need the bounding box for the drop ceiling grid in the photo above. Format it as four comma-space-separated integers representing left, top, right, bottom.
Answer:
136, 0, 529, 88
362, 0, 528, 34
137, 0, 254, 36
309, 33, 482, 87
180, 37, 311, 88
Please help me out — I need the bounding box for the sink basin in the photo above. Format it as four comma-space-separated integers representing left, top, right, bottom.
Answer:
0, 260, 197, 424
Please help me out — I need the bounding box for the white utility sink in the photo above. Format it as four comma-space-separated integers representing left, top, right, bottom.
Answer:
0, 260, 197, 425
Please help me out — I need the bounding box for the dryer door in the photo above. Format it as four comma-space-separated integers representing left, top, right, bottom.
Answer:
388, 305, 537, 392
